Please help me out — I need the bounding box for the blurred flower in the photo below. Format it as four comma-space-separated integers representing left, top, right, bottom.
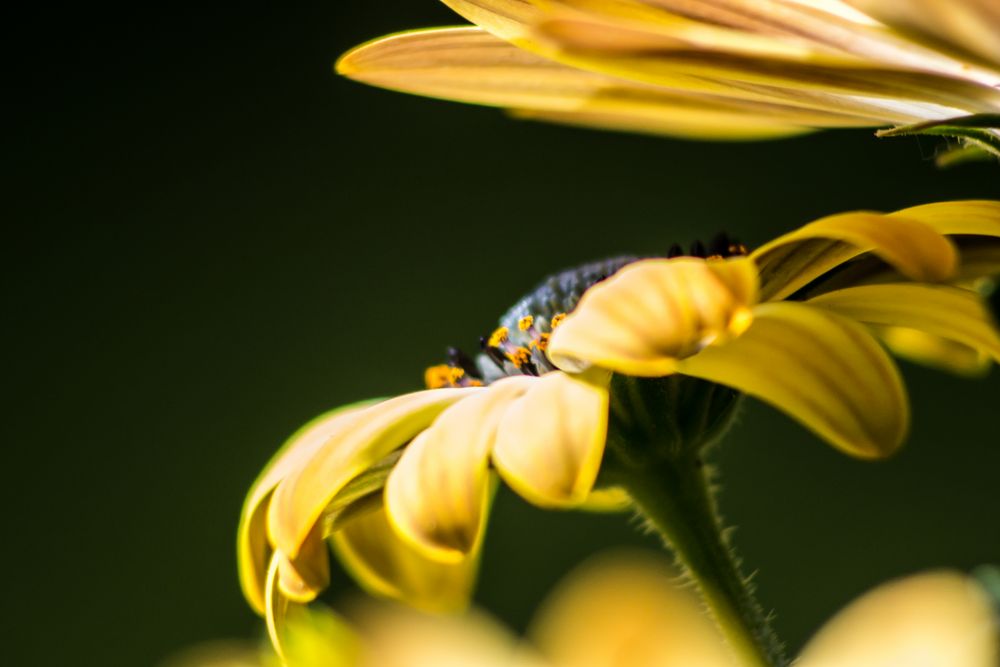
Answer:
337, 0, 1000, 147
239, 200, 1000, 634
206, 554, 1000, 667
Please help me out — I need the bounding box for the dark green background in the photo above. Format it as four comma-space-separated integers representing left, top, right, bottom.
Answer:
8, 4, 999, 666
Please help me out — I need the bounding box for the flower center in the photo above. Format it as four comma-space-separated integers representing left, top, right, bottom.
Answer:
425, 234, 749, 388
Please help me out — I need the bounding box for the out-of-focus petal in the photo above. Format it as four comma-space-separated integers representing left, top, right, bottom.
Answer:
238, 400, 378, 615
531, 552, 736, 667
844, 0, 1000, 69
677, 302, 908, 458
807, 284, 1000, 369
386, 376, 534, 562
873, 326, 993, 377
753, 211, 957, 301
547, 258, 757, 376
492, 369, 610, 508
354, 602, 547, 667
337, 28, 886, 139
798, 570, 999, 667
268, 388, 475, 563
331, 505, 479, 613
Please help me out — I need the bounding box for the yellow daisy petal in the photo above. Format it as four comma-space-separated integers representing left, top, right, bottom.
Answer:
330, 504, 479, 613
531, 553, 736, 667
385, 376, 534, 562
577, 486, 632, 512
753, 211, 957, 301
547, 258, 758, 376
807, 284, 1000, 368
872, 326, 993, 378
798, 571, 999, 667
276, 522, 330, 604
889, 200, 1000, 237
492, 369, 610, 508
676, 301, 908, 458
337, 27, 884, 139
238, 400, 378, 615
844, 0, 1000, 69
268, 388, 476, 563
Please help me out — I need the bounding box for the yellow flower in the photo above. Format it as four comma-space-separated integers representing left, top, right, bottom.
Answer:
337, 0, 1000, 145
238, 200, 1000, 637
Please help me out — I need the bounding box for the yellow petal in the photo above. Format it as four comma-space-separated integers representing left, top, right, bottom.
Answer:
677, 301, 908, 458
265, 553, 293, 663
798, 571, 999, 667
238, 400, 378, 615
337, 27, 885, 139
889, 200, 1000, 235
531, 553, 735, 667
353, 602, 543, 667
889, 199, 1000, 281
578, 486, 632, 512
530, 11, 1000, 115
268, 388, 476, 562
444, 0, 993, 123
509, 107, 816, 140
547, 257, 758, 377
276, 522, 330, 604
264, 555, 360, 667
807, 284, 1000, 369
385, 376, 534, 562
330, 505, 479, 613
492, 369, 610, 508
844, 0, 1000, 70
872, 326, 993, 378
753, 211, 957, 301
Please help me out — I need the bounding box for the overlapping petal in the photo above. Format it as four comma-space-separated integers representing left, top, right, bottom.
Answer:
268, 388, 476, 562
340, 0, 1000, 139
331, 505, 479, 613
239, 401, 378, 614
676, 301, 908, 458
753, 211, 957, 301
872, 326, 994, 377
807, 284, 1000, 369
844, 0, 1000, 69
547, 257, 758, 376
492, 369, 611, 508
385, 376, 534, 562
336, 27, 871, 140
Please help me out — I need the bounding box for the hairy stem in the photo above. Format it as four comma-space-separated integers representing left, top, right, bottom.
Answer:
609, 455, 786, 667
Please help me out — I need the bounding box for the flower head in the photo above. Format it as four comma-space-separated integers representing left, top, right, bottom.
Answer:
239, 200, 1000, 636
337, 1, 1000, 147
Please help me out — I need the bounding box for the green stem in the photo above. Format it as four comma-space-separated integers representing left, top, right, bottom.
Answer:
608, 455, 786, 667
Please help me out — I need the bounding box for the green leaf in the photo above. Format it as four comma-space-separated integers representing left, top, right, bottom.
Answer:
876, 114, 1000, 160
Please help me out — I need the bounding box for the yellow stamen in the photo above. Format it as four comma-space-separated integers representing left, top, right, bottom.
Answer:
488, 326, 510, 347
507, 347, 532, 369
549, 313, 566, 329
424, 365, 452, 389
707, 254, 724, 261
449, 367, 466, 383
518, 315, 534, 331
467, 379, 484, 387
729, 243, 749, 256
